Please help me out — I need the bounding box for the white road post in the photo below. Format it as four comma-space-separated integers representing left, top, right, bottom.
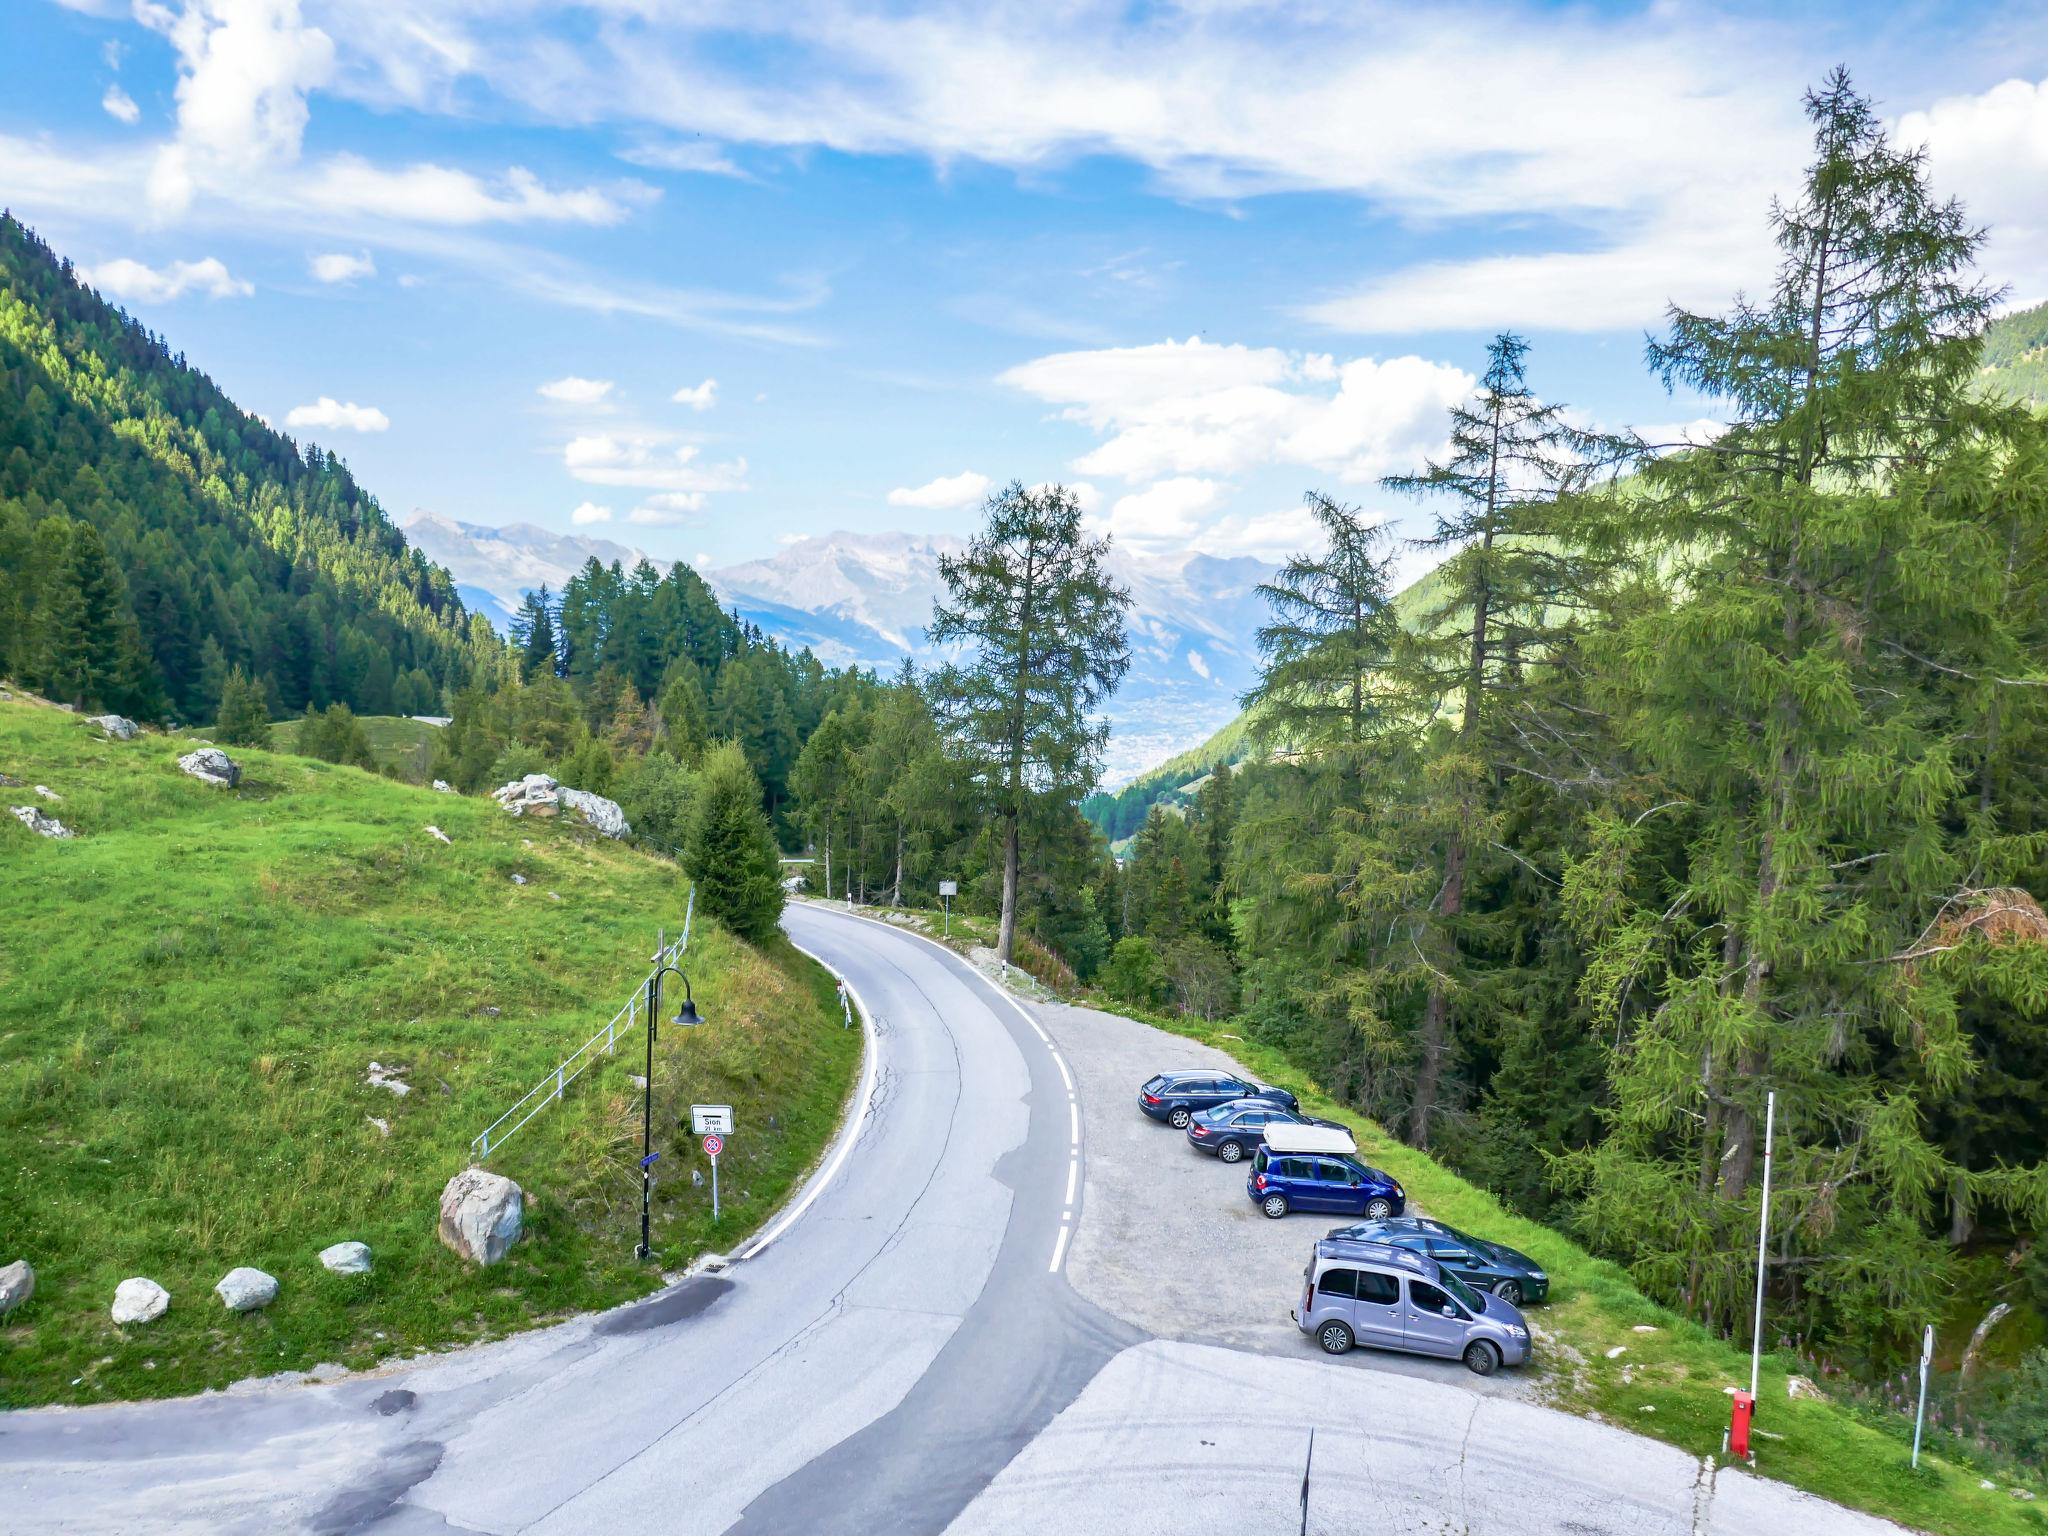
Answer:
1912, 1323, 1934, 1468
1749, 1089, 1777, 1400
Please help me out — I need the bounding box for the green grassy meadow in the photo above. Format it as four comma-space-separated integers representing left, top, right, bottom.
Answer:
265, 712, 444, 783
0, 697, 859, 1406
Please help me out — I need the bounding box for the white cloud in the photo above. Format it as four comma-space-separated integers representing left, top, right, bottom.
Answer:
569, 501, 613, 525
1002, 338, 1470, 485
285, 396, 389, 432
309, 249, 374, 283
539, 375, 615, 405
619, 139, 750, 179
1186, 650, 1211, 680
1898, 76, 2048, 308
1100, 477, 1225, 553
142, 0, 337, 216
562, 433, 746, 495
627, 496, 705, 526
81, 255, 252, 302
101, 85, 141, 125
672, 377, 718, 411
887, 470, 992, 510
304, 156, 650, 226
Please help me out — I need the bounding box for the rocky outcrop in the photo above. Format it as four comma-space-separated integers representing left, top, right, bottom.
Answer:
178, 748, 240, 788
319, 1241, 373, 1275
492, 774, 561, 818
215, 1267, 279, 1312
111, 1277, 170, 1325
89, 715, 139, 740
438, 1168, 524, 1266
492, 774, 629, 839
432, 780, 455, 793
0, 1258, 33, 1316
367, 1060, 411, 1096
11, 806, 72, 838
559, 786, 629, 839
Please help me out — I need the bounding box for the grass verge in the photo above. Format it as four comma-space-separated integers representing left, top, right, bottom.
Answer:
0, 697, 859, 1407
264, 713, 442, 783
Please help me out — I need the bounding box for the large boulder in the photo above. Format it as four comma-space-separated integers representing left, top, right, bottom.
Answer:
0, 1258, 33, 1316
215, 1267, 278, 1313
111, 1277, 170, 1325
560, 786, 629, 839
89, 715, 139, 740
319, 1241, 373, 1275
492, 774, 561, 818
11, 806, 72, 839
178, 748, 240, 788
438, 1168, 523, 1266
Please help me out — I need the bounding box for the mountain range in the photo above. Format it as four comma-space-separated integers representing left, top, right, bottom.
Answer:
400, 513, 1276, 783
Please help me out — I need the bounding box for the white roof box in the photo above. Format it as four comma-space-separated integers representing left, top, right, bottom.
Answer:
1263, 1122, 1358, 1158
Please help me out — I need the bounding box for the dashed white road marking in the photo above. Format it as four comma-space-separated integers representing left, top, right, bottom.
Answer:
1049, 1222, 1072, 1273
1051, 1050, 1074, 1093
1065, 1158, 1078, 1207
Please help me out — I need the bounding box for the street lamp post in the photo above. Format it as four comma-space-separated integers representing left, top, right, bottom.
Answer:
636, 938, 705, 1261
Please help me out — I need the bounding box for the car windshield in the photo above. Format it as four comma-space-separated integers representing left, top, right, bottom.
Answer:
1439, 1269, 1485, 1312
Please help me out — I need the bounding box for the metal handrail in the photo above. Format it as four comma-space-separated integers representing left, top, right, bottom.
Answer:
470, 889, 693, 1163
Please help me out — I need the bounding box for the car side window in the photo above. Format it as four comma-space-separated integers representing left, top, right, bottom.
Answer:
1355, 1271, 1401, 1305
1237, 1110, 1266, 1127
1282, 1158, 1312, 1179
1318, 1268, 1358, 1299
1410, 1280, 1467, 1319
1427, 1239, 1470, 1261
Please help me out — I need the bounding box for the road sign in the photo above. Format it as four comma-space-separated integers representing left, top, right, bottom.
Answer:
702, 1132, 724, 1158
938, 880, 958, 896
691, 1103, 734, 1135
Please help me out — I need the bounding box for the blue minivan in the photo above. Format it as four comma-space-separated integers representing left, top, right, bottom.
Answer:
1247, 1140, 1405, 1220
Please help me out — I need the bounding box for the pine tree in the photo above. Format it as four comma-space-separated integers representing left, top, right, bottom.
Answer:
686, 741, 786, 942
928, 482, 1131, 962
214, 666, 272, 747
510, 585, 557, 680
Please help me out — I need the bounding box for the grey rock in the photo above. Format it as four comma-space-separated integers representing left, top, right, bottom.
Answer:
178, 748, 240, 788
691, 1168, 705, 1188
431, 779, 455, 793
366, 1060, 411, 1096
510, 873, 528, 885
89, 715, 139, 740
319, 1241, 373, 1275
215, 1267, 278, 1312
0, 1258, 33, 1316
491, 773, 561, 818
425, 825, 451, 843
34, 784, 59, 800
437, 1168, 523, 1266
11, 806, 72, 839
111, 1277, 170, 1325
559, 786, 630, 839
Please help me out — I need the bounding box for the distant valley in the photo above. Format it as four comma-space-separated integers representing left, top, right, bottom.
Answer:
403, 513, 1277, 783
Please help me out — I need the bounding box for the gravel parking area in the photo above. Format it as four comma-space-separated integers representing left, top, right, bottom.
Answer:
1040, 996, 1539, 1402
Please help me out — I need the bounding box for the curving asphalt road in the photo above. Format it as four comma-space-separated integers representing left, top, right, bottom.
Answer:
0, 904, 1133, 1535
0, 904, 1906, 1535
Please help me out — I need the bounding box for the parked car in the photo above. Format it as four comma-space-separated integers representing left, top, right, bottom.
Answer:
1325, 1215, 1550, 1306
1138, 1070, 1299, 1129
1185, 1100, 1346, 1163
1246, 1140, 1405, 1220
1292, 1236, 1532, 1375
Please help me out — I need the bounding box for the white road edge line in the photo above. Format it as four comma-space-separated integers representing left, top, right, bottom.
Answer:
1065, 1158, 1078, 1206
1051, 1050, 1074, 1092
743, 934, 882, 1260
1049, 1223, 1071, 1273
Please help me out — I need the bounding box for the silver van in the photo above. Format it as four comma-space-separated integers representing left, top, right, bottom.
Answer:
1292, 1236, 1532, 1375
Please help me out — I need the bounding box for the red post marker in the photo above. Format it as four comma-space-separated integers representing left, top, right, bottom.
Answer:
1729, 1390, 1755, 1461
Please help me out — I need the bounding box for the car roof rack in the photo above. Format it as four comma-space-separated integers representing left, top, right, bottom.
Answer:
1316, 1236, 1431, 1276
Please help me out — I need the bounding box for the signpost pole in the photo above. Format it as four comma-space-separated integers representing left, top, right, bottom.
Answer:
1912, 1323, 1934, 1469
710, 1146, 721, 1222
1749, 1089, 1777, 1399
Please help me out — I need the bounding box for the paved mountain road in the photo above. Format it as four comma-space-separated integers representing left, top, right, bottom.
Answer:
0, 904, 1905, 1534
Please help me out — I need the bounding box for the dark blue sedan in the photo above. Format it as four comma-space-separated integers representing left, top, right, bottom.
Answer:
1247, 1146, 1405, 1220
1185, 1100, 1345, 1163
1138, 1071, 1299, 1129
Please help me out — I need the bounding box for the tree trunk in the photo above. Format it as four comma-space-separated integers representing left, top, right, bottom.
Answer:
892, 825, 904, 908
998, 810, 1020, 963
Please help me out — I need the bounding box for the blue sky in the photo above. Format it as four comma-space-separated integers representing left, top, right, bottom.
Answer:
4, 1, 2045, 578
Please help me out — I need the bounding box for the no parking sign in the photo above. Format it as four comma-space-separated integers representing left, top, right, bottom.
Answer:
702, 1133, 724, 1158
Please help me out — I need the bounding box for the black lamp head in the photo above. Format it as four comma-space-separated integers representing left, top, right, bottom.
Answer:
671, 976, 704, 1027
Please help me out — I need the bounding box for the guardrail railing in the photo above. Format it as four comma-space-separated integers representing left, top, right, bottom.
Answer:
470, 889, 693, 1163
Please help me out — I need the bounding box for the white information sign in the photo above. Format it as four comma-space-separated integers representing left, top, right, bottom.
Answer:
691, 1103, 735, 1136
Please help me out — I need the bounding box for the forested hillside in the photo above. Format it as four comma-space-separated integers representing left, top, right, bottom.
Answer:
0, 213, 486, 722
821, 77, 2048, 1464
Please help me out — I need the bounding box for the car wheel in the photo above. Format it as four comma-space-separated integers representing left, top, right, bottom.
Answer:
1218, 1140, 1244, 1164
1364, 1197, 1393, 1220
1262, 1193, 1289, 1219
1317, 1321, 1355, 1355
1463, 1340, 1501, 1376
1493, 1279, 1523, 1307
1168, 1107, 1192, 1129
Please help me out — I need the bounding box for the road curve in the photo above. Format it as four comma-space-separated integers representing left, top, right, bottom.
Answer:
0, 904, 1129, 1535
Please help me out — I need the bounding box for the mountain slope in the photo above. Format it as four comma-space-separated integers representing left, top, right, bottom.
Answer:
0, 215, 480, 721
0, 694, 858, 1405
